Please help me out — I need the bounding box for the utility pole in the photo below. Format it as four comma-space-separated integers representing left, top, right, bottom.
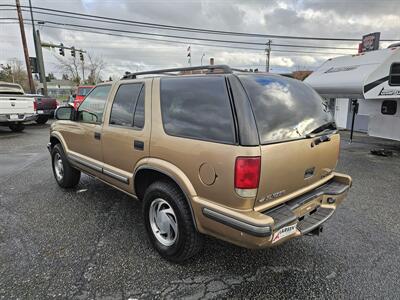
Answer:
29, 0, 47, 96
265, 40, 271, 72
16, 0, 35, 93
35, 30, 47, 96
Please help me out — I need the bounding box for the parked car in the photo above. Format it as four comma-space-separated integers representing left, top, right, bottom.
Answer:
0, 82, 36, 132
73, 85, 94, 109
48, 65, 352, 262
25, 94, 57, 124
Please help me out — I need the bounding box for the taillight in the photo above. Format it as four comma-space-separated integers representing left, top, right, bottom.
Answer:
33, 99, 37, 111
234, 156, 261, 198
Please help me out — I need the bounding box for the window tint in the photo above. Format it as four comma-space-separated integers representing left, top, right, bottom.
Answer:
78, 85, 111, 124
161, 76, 235, 143
133, 88, 145, 129
389, 63, 400, 86
381, 100, 397, 115
239, 75, 334, 144
110, 83, 143, 127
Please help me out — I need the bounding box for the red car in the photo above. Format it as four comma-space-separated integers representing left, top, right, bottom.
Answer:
73, 85, 94, 109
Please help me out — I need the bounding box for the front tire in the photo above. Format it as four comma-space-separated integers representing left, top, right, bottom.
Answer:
143, 181, 203, 262
51, 144, 81, 188
9, 123, 25, 132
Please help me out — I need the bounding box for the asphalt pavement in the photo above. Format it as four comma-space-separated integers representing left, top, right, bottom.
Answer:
0, 122, 399, 299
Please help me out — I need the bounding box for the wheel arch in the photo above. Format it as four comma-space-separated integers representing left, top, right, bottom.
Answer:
134, 160, 198, 229
49, 132, 68, 152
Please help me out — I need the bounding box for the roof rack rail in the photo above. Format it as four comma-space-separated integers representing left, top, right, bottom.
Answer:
122, 64, 233, 79
231, 68, 252, 73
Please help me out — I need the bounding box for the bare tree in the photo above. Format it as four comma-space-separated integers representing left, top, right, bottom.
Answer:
0, 59, 37, 92
86, 52, 105, 85
53, 51, 105, 85
54, 55, 81, 84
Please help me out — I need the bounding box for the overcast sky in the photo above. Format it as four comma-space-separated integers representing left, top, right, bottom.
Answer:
1, 0, 399, 80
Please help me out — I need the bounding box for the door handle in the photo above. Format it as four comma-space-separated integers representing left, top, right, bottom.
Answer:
134, 140, 144, 151
312, 135, 330, 147
94, 132, 101, 140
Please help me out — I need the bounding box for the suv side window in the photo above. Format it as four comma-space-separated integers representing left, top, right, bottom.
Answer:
110, 83, 144, 127
160, 76, 235, 144
78, 85, 111, 124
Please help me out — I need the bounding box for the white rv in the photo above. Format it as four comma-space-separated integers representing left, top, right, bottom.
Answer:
305, 46, 400, 141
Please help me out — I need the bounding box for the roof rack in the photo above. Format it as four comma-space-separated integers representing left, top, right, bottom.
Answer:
122, 64, 233, 79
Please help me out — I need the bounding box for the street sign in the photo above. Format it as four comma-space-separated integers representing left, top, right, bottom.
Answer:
360, 32, 380, 53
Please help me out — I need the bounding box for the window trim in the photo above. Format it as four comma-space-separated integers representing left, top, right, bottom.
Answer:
132, 84, 145, 130
159, 75, 238, 145
77, 84, 112, 124
389, 63, 400, 86
108, 82, 145, 130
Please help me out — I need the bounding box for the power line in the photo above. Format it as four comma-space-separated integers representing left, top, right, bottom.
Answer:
17, 17, 359, 51
0, 18, 354, 55
17, 8, 358, 50
18, 10, 356, 50
1, 4, 399, 42
20, 21, 354, 56
15, 10, 356, 50
3, 9, 356, 50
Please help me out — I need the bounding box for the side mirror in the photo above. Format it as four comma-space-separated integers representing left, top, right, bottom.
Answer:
55, 106, 74, 120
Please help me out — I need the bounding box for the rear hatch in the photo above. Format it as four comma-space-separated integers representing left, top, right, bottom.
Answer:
238, 74, 339, 209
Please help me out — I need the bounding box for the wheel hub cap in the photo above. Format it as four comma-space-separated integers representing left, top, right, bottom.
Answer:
54, 153, 64, 181
149, 198, 178, 246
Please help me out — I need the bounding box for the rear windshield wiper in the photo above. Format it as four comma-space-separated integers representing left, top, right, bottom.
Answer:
305, 121, 337, 138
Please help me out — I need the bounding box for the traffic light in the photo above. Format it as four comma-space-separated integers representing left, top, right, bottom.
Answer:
71, 46, 75, 57
59, 43, 65, 56
79, 52, 84, 61
29, 57, 38, 73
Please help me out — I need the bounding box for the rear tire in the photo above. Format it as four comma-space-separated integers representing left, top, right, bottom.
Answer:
51, 144, 81, 188
9, 123, 25, 132
142, 181, 203, 262
36, 116, 49, 124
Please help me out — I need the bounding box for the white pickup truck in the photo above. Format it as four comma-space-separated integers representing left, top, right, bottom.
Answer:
0, 82, 36, 132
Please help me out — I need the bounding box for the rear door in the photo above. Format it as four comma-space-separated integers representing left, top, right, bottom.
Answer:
101, 80, 150, 191
237, 75, 340, 210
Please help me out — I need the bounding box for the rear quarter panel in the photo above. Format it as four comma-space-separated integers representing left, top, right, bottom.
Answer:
149, 78, 260, 211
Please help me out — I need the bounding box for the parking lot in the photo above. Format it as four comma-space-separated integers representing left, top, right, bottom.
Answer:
0, 122, 399, 299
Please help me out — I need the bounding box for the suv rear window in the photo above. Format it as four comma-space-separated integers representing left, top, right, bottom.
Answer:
160, 76, 235, 144
239, 75, 334, 144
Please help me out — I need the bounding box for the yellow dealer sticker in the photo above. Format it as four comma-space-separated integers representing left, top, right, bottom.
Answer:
272, 224, 297, 243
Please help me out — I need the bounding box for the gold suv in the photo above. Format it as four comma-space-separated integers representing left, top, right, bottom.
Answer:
49, 65, 352, 262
